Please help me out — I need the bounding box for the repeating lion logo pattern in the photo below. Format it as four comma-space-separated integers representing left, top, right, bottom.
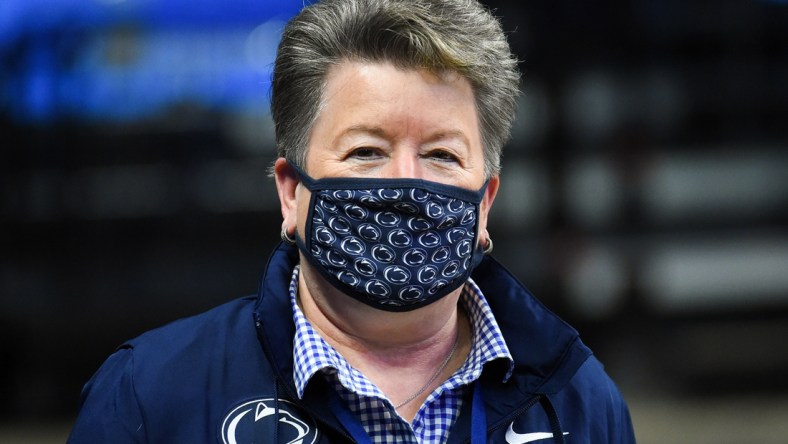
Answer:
307, 187, 479, 307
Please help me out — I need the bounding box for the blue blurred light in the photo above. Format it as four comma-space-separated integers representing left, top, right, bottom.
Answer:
0, 0, 312, 122
0, 0, 309, 47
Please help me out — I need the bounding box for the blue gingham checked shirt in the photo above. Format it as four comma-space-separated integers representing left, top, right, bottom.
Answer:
289, 266, 514, 443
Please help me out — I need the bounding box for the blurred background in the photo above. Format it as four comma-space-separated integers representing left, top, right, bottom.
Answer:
1, 0, 787, 442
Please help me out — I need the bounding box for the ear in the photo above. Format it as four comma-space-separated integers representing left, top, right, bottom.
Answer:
273, 157, 300, 237
477, 175, 499, 245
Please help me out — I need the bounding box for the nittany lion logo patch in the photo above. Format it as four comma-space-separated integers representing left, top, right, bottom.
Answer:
220, 398, 318, 444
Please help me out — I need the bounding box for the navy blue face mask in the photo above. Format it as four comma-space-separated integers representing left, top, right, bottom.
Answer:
291, 163, 488, 312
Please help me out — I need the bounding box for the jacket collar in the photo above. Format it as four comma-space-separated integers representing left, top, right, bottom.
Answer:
470, 255, 592, 394
253, 242, 592, 434
253, 242, 299, 398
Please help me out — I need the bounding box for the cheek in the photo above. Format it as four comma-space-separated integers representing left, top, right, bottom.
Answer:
477, 209, 488, 235
477, 200, 493, 234
295, 187, 312, 235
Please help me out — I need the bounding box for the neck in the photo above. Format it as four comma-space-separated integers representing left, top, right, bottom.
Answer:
297, 262, 472, 421
298, 262, 463, 354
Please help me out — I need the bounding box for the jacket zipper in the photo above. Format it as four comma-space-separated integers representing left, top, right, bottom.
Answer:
271, 374, 357, 443
255, 318, 357, 443
460, 394, 542, 444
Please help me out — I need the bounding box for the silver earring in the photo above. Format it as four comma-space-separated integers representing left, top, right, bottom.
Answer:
281, 227, 296, 245
483, 236, 493, 255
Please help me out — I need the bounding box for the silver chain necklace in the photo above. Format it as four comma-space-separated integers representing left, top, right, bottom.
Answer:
394, 331, 460, 409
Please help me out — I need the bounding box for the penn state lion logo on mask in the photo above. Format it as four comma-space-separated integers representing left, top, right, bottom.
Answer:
220, 398, 318, 444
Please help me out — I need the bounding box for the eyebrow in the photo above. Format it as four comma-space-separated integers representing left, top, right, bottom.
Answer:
337, 125, 471, 148
340, 125, 389, 139
425, 130, 471, 148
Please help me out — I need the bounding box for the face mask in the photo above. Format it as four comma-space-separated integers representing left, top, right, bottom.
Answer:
290, 163, 488, 312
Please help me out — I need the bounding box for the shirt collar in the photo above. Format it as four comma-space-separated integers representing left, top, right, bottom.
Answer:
290, 265, 514, 399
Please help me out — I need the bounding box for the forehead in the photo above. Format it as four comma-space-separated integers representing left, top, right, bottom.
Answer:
321, 60, 474, 98
311, 61, 481, 143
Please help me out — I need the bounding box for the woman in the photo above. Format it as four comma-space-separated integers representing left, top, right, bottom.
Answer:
69, 1, 635, 443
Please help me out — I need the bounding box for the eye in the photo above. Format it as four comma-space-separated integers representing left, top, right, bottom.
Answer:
347, 147, 383, 159
426, 149, 460, 163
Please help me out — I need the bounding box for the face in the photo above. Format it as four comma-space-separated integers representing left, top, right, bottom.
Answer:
276, 60, 499, 244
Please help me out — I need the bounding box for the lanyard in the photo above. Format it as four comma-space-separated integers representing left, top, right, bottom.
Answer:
328, 382, 487, 444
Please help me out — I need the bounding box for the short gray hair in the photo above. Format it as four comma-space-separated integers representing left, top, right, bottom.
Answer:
271, 0, 520, 177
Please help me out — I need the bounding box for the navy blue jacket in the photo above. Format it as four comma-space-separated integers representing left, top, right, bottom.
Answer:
69, 243, 635, 443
